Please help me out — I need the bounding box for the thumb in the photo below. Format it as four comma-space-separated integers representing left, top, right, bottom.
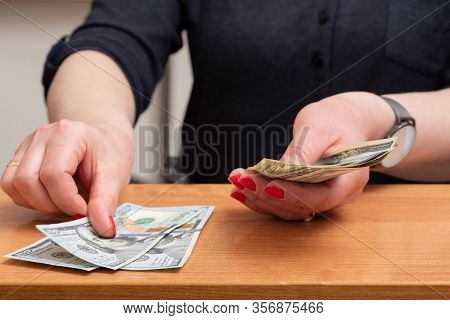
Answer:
87, 167, 122, 238
281, 126, 333, 164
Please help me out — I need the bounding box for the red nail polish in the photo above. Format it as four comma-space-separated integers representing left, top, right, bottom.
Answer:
228, 174, 244, 189
72, 214, 86, 220
239, 177, 256, 192
109, 216, 116, 237
230, 191, 246, 203
264, 185, 285, 199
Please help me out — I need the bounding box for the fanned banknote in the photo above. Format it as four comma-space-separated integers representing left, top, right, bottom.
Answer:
122, 206, 214, 270
36, 203, 201, 270
5, 237, 97, 271
250, 137, 397, 183
6, 204, 214, 271
315, 138, 397, 167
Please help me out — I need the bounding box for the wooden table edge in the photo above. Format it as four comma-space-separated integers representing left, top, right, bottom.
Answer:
1, 284, 449, 299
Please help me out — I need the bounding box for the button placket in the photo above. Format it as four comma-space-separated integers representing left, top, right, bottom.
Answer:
311, 51, 324, 69
306, 1, 338, 92
318, 9, 330, 25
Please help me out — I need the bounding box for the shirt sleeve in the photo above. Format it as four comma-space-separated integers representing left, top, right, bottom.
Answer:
42, 0, 184, 121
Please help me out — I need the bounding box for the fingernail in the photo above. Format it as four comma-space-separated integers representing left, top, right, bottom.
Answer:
72, 214, 86, 220
230, 191, 246, 203
109, 216, 116, 237
239, 177, 256, 192
264, 185, 285, 199
228, 174, 244, 189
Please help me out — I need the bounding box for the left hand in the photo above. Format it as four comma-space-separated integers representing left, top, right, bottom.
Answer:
228, 92, 395, 220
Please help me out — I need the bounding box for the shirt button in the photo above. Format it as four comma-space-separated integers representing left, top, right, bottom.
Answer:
311, 51, 324, 68
318, 10, 329, 25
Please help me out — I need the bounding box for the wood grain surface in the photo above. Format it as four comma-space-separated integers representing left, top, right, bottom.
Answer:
1, 184, 449, 299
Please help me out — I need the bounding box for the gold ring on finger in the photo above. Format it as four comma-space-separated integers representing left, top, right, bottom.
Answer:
6, 161, 20, 168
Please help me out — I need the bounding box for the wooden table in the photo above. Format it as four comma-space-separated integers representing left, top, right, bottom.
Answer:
1, 184, 450, 299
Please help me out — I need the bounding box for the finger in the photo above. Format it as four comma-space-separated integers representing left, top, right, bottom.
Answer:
264, 180, 327, 219
1, 164, 33, 209
267, 168, 369, 215
236, 170, 298, 219
229, 168, 275, 215
39, 140, 88, 216
250, 194, 296, 219
87, 164, 124, 238
281, 126, 335, 164
323, 168, 369, 205
13, 140, 59, 214
229, 186, 270, 215
228, 168, 246, 189
1, 134, 34, 209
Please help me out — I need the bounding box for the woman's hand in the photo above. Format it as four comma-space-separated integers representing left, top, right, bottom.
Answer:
1, 119, 133, 237
0, 50, 136, 237
228, 91, 395, 220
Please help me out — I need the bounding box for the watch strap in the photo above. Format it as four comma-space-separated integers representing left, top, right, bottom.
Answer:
381, 96, 416, 126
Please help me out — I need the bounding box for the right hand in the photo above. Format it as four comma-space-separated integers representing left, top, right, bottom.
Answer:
228, 92, 395, 220
1, 119, 134, 237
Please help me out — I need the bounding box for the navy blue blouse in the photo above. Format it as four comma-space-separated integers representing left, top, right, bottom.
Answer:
43, 0, 450, 183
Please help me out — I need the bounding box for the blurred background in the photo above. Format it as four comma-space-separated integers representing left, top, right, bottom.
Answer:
0, 0, 193, 183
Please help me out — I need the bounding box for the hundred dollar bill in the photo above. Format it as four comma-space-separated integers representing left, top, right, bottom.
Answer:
249, 137, 397, 182
36, 203, 201, 270
122, 206, 214, 270
4, 237, 97, 271
249, 150, 391, 179
315, 137, 397, 166
275, 149, 393, 182
287, 167, 360, 183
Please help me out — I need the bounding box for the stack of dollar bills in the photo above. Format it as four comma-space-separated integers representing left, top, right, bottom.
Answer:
5, 203, 214, 271
249, 137, 397, 183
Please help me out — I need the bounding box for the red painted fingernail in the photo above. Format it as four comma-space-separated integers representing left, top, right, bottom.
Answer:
228, 174, 244, 189
230, 191, 246, 203
72, 214, 86, 220
109, 216, 116, 237
264, 185, 285, 199
239, 177, 256, 192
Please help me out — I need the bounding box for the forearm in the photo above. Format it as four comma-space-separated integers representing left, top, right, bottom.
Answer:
374, 88, 450, 181
47, 50, 135, 139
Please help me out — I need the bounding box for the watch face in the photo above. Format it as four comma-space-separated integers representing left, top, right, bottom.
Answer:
381, 125, 416, 168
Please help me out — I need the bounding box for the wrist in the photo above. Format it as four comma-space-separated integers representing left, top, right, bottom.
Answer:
92, 115, 134, 146
366, 93, 397, 140
333, 92, 397, 140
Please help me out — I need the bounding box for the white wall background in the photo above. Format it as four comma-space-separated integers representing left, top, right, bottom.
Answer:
0, 0, 192, 183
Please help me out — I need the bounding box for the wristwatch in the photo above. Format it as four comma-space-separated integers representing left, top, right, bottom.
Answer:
380, 96, 416, 168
